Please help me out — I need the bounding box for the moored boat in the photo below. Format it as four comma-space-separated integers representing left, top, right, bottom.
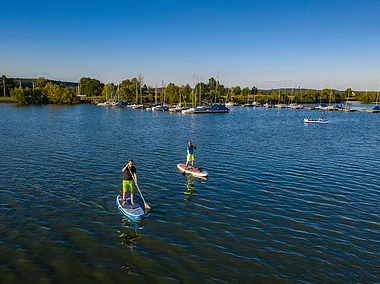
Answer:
304, 118, 329, 124
152, 104, 169, 111
225, 101, 239, 107
169, 104, 189, 112
182, 104, 230, 114
243, 102, 254, 107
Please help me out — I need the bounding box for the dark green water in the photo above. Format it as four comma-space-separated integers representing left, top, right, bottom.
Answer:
0, 104, 379, 283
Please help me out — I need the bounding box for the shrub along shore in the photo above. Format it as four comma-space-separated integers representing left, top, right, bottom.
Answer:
1, 75, 378, 105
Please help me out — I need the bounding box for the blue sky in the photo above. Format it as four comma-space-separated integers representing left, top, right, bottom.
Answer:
1, 0, 379, 90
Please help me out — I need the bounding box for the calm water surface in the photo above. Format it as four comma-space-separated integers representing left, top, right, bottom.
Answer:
0, 104, 379, 283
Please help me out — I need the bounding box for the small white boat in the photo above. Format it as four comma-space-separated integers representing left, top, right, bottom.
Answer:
275, 103, 287, 108
182, 106, 206, 114
132, 104, 145, 109
152, 105, 169, 111
304, 118, 329, 124
181, 104, 230, 114
97, 101, 112, 106
264, 102, 274, 108
225, 102, 239, 107
169, 104, 188, 112
288, 103, 304, 109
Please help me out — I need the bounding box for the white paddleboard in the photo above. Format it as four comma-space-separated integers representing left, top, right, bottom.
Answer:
177, 163, 208, 178
116, 195, 145, 221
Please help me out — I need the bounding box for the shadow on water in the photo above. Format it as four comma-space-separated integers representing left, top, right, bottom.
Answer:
116, 217, 144, 275
183, 174, 197, 202
117, 216, 144, 251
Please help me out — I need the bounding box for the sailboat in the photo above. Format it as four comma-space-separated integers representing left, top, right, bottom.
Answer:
170, 82, 189, 112
319, 88, 334, 110
251, 87, 261, 107
316, 84, 326, 110
225, 85, 238, 106
344, 88, 356, 112
275, 88, 286, 108
243, 89, 254, 107
288, 86, 303, 109
326, 89, 335, 110
264, 92, 273, 108
112, 83, 128, 108
152, 80, 170, 111
373, 79, 380, 111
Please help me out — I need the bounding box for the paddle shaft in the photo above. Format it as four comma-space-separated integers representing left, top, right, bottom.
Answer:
128, 167, 150, 209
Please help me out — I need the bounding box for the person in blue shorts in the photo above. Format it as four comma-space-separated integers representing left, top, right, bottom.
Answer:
122, 160, 138, 206
185, 141, 196, 169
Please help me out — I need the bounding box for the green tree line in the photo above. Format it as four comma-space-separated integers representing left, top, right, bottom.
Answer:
1, 74, 378, 105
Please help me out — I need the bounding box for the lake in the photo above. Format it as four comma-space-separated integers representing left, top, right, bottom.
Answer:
0, 103, 379, 283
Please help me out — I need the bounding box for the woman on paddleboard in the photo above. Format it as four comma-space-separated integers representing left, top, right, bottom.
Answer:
122, 160, 138, 206
185, 141, 196, 169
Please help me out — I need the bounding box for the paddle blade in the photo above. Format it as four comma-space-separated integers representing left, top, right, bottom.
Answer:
144, 202, 151, 210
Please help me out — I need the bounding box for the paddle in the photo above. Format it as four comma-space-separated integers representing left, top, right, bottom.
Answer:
128, 167, 151, 210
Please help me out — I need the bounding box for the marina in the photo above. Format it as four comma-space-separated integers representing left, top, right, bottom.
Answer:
95, 98, 380, 114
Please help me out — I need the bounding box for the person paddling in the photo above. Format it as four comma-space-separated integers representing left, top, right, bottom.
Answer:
122, 160, 138, 206
185, 141, 196, 169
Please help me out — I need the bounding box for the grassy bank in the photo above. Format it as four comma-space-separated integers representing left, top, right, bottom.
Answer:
0, 97, 16, 103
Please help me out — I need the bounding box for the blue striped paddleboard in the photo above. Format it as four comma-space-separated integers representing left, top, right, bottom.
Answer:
116, 195, 145, 221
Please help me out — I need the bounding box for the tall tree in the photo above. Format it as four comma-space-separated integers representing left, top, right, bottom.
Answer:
165, 83, 179, 104
35, 77, 49, 88
1, 75, 15, 97
11, 87, 28, 104
60, 88, 78, 104
182, 84, 192, 105
43, 82, 62, 104
79, 77, 102, 97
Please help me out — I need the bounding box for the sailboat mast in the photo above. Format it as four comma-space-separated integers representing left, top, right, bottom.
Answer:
135, 81, 138, 103
297, 86, 300, 104
376, 77, 380, 106
291, 84, 294, 104
163, 77, 166, 104
161, 80, 164, 104
2, 76, 5, 97
191, 77, 194, 107
194, 78, 197, 106
155, 83, 158, 104
106, 84, 108, 101
199, 78, 202, 105
215, 78, 218, 103
178, 79, 181, 105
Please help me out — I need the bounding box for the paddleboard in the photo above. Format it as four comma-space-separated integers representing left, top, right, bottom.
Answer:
116, 195, 145, 221
177, 163, 208, 178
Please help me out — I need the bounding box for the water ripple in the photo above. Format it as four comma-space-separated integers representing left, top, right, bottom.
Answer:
0, 105, 379, 283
